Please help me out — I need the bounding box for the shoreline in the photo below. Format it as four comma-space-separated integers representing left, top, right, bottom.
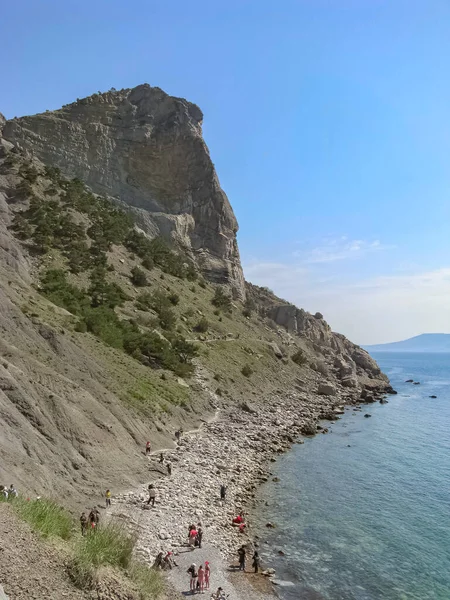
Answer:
111, 384, 390, 599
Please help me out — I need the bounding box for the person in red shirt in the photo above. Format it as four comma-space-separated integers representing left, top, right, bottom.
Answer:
145, 441, 151, 455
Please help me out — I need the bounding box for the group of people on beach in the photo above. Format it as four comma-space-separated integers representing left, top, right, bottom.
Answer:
238, 545, 261, 573
187, 561, 210, 594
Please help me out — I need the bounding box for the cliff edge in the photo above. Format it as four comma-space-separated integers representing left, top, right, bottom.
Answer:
3, 84, 245, 297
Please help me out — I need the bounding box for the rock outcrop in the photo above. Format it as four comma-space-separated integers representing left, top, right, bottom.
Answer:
3, 85, 245, 297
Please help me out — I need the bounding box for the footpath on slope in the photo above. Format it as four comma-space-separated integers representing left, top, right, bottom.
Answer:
110, 385, 349, 599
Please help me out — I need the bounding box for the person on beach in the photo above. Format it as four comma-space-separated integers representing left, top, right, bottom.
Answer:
220, 484, 226, 501
80, 512, 87, 536
211, 587, 225, 599
204, 561, 210, 589
147, 484, 156, 506
232, 512, 244, 526
238, 545, 246, 571
252, 550, 261, 573
197, 564, 205, 593
188, 526, 197, 549
167, 461, 172, 476
187, 563, 198, 593
105, 489, 111, 507
146, 441, 151, 455
196, 525, 203, 549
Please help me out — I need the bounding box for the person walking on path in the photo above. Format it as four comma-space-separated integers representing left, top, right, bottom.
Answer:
187, 563, 198, 594
220, 484, 227, 501
88, 509, 96, 531
147, 484, 156, 506
145, 441, 151, 455
80, 512, 87, 536
252, 551, 261, 574
197, 564, 205, 593
238, 545, 246, 571
105, 489, 111, 507
204, 561, 210, 590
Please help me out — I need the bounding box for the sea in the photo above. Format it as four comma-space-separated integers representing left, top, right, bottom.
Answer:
253, 352, 450, 600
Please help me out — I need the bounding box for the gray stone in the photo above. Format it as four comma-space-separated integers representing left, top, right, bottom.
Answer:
318, 383, 336, 396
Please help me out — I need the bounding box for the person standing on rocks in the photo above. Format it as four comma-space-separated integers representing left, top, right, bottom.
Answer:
147, 484, 156, 506
167, 461, 172, 476
187, 563, 198, 593
146, 441, 151, 455
252, 550, 261, 573
220, 484, 227, 501
204, 561, 210, 590
105, 489, 111, 507
196, 525, 203, 549
238, 545, 246, 571
159, 452, 164, 463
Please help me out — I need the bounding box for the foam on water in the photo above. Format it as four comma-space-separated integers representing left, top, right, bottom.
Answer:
253, 353, 450, 600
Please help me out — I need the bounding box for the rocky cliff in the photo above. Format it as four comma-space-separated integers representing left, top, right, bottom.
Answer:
3, 85, 245, 297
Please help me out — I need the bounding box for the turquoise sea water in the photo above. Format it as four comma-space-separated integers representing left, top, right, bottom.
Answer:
254, 353, 450, 600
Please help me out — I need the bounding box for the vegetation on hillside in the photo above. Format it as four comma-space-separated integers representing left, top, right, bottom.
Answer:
1, 494, 163, 598
11, 164, 201, 377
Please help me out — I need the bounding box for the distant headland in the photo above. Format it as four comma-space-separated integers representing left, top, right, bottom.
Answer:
364, 333, 450, 353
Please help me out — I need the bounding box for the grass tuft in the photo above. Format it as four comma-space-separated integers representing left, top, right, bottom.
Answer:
13, 497, 73, 540
128, 562, 165, 599
69, 522, 135, 588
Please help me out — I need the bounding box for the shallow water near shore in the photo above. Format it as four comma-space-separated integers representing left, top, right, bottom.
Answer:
253, 352, 450, 600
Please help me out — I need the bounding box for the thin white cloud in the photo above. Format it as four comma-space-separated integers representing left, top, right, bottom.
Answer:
243, 260, 450, 345
294, 237, 392, 264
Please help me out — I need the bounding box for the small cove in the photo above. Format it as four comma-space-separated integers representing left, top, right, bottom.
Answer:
253, 353, 450, 600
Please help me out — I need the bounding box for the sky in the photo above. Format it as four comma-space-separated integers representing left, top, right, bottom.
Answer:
2, 0, 450, 344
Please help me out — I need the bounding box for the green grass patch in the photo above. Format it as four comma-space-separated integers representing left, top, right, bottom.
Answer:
128, 562, 165, 599
13, 497, 73, 540
70, 522, 135, 587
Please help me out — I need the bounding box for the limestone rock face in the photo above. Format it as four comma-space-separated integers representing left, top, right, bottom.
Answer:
3, 84, 245, 296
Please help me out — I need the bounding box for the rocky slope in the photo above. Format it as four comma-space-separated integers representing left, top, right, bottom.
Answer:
3, 85, 245, 297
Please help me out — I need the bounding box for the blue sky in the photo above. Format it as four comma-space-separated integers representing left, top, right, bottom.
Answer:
3, 0, 450, 343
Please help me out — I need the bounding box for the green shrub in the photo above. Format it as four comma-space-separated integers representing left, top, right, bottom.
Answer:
168, 292, 180, 306
142, 255, 154, 270
243, 297, 256, 318
40, 269, 89, 315
131, 266, 148, 287
212, 287, 232, 312
158, 306, 176, 330
14, 497, 73, 540
241, 364, 253, 377
89, 268, 128, 308
70, 522, 135, 588
128, 562, 165, 599
291, 349, 307, 366
194, 317, 209, 333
